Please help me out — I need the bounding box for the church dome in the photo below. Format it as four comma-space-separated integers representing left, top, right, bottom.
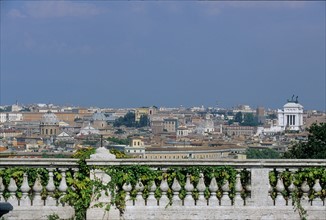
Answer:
92, 112, 107, 121
77, 123, 100, 136
40, 112, 59, 125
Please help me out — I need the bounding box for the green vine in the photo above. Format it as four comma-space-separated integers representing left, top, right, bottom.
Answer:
2, 149, 323, 220
102, 165, 246, 214
269, 168, 326, 220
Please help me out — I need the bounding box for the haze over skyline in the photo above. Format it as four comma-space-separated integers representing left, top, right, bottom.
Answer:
1, 1, 325, 110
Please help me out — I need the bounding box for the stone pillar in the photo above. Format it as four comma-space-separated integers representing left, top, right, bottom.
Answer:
234, 173, 244, 206
275, 175, 286, 206
220, 180, 231, 206
7, 178, 18, 206
86, 148, 119, 220
184, 174, 195, 206
247, 168, 270, 206
171, 178, 182, 206
32, 176, 44, 206
123, 182, 133, 206
159, 176, 170, 207
134, 179, 145, 206
146, 181, 157, 206
20, 173, 31, 206
58, 168, 68, 206
196, 173, 207, 206
45, 168, 57, 206
312, 179, 323, 206
301, 179, 311, 207
208, 177, 219, 206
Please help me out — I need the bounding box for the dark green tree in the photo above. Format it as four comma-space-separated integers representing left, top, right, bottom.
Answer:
234, 112, 243, 123
241, 113, 259, 126
138, 115, 149, 127
267, 113, 277, 120
113, 112, 136, 127
283, 123, 326, 159
246, 148, 280, 159
107, 137, 130, 145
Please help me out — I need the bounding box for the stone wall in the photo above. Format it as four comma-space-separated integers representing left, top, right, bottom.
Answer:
0, 156, 325, 220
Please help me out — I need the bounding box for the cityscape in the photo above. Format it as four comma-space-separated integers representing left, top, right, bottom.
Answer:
0, 98, 325, 160
0, 1, 325, 220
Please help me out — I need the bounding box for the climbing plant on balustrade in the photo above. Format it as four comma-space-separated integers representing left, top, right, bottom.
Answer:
269, 168, 326, 220
102, 165, 248, 214
3, 148, 324, 220
0, 148, 250, 219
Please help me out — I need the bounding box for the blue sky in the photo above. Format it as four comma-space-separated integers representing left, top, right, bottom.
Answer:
1, 1, 325, 110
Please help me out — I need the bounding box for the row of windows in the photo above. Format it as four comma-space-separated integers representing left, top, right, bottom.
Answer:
41, 128, 57, 135
143, 154, 223, 159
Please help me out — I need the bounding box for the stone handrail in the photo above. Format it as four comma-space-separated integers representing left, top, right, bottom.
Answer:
0, 158, 325, 220
86, 158, 326, 168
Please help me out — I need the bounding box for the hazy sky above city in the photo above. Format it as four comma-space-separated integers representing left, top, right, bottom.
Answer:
1, 1, 325, 110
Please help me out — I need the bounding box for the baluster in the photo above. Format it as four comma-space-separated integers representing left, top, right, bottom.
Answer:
32, 176, 44, 206
0, 176, 5, 201
312, 179, 323, 206
171, 177, 182, 206
134, 179, 145, 206
45, 168, 57, 206
58, 168, 68, 206
122, 182, 133, 206
71, 168, 79, 191
146, 181, 157, 206
287, 174, 296, 206
7, 178, 18, 206
196, 173, 206, 206
234, 173, 244, 206
184, 174, 195, 206
275, 174, 286, 206
159, 175, 170, 207
208, 177, 219, 206
20, 173, 31, 206
300, 179, 310, 206
220, 179, 231, 206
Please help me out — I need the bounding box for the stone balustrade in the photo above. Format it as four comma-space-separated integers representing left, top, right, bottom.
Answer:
0, 157, 325, 220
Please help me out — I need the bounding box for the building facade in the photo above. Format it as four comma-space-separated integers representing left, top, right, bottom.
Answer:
278, 96, 303, 131
40, 112, 60, 137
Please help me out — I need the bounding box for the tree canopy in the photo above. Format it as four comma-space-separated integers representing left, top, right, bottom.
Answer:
283, 123, 326, 159
246, 148, 280, 159
231, 112, 260, 126
107, 137, 130, 145
241, 113, 259, 126
234, 112, 243, 123
113, 112, 136, 127
113, 112, 149, 128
